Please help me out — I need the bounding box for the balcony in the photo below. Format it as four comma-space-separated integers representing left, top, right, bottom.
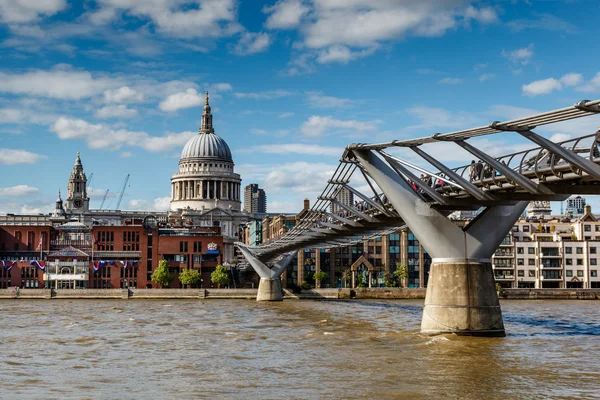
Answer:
541, 260, 562, 269
493, 262, 515, 269
540, 250, 561, 258
493, 251, 515, 258
494, 275, 515, 281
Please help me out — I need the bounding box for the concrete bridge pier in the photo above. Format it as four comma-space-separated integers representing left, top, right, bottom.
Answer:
237, 246, 297, 301
353, 149, 528, 336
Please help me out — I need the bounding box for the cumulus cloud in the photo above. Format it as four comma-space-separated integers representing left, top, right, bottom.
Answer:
438, 77, 463, 85
93, 0, 242, 39
522, 73, 583, 96
263, 0, 309, 29
299, 115, 379, 137
405, 106, 480, 131
51, 117, 196, 152
0, 107, 57, 125
158, 88, 204, 111
232, 32, 271, 55
103, 86, 144, 103
263, 162, 336, 195
0, 185, 39, 197
316, 45, 377, 64
95, 104, 138, 119
479, 73, 495, 82
234, 90, 295, 99
278, 112, 294, 118
127, 196, 171, 211
0, 66, 121, 100
0, 0, 66, 23
501, 45, 534, 65
306, 91, 353, 108
0, 148, 47, 164
577, 72, 600, 93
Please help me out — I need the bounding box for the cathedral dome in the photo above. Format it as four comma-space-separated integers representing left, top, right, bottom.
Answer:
180, 132, 232, 163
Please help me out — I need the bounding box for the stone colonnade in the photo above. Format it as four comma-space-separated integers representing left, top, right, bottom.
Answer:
172, 179, 240, 201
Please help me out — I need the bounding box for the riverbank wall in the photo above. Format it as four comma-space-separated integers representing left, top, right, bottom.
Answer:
1, 287, 598, 300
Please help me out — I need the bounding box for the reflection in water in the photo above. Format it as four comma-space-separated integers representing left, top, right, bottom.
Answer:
0, 299, 599, 400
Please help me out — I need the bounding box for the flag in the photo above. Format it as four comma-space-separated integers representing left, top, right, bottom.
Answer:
36, 237, 42, 251
1, 260, 15, 270
121, 260, 128, 268
93, 262, 101, 272
30, 260, 46, 271
93, 236, 103, 246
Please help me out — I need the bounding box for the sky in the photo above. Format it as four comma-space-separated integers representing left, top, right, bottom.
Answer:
1, 0, 600, 215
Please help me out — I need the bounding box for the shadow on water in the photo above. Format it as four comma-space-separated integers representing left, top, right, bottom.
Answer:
504, 312, 600, 337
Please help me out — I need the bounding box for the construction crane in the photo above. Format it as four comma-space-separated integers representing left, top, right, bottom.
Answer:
87, 172, 94, 188
100, 189, 109, 209
116, 174, 130, 210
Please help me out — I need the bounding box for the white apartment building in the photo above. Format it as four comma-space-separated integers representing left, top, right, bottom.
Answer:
492, 204, 600, 289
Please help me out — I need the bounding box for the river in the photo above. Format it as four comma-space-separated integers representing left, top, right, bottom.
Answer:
1, 299, 598, 400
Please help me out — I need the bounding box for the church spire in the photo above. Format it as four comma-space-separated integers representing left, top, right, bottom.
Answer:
200, 91, 214, 134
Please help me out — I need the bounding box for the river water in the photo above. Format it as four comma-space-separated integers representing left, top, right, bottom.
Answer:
1, 299, 599, 400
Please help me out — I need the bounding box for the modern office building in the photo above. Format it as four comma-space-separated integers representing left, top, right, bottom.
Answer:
243, 184, 267, 213
565, 196, 586, 216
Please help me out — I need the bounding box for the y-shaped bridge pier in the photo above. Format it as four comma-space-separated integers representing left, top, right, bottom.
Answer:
237, 99, 600, 337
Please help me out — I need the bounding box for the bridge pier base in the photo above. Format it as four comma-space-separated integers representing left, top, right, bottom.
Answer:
422, 260, 504, 337
257, 278, 283, 301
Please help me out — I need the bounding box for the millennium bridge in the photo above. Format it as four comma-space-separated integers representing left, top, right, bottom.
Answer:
237, 99, 600, 337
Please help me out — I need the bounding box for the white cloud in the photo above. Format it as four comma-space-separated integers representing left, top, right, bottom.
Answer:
405, 106, 479, 131
0, 107, 57, 125
94, 0, 242, 39
522, 73, 582, 96
159, 88, 203, 112
577, 72, 600, 93
479, 73, 495, 82
299, 115, 379, 137
264, 0, 309, 29
501, 45, 534, 65
103, 86, 144, 103
0, 185, 39, 197
0, 66, 121, 100
549, 133, 571, 143
234, 90, 295, 99
245, 143, 343, 157
126, 196, 171, 211
51, 117, 196, 152
232, 32, 271, 55
278, 112, 294, 118
0, 148, 47, 164
0, 0, 66, 23
438, 77, 463, 85
306, 91, 353, 108
95, 104, 138, 119
301, 1, 497, 50
263, 162, 336, 194
207, 82, 233, 93
316, 45, 377, 64
121, 151, 134, 158
250, 129, 267, 135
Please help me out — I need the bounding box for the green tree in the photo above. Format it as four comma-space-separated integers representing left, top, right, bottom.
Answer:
342, 269, 352, 288
211, 264, 230, 288
393, 263, 408, 288
382, 272, 395, 288
179, 268, 202, 288
314, 271, 328, 288
151, 260, 171, 288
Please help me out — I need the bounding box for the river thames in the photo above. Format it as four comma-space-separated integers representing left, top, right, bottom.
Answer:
1, 299, 598, 399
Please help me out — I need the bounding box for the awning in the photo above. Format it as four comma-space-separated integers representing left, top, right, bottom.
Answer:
205, 250, 220, 255
93, 251, 142, 259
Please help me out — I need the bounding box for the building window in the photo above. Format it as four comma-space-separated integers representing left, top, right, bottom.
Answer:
592, 270, 598, 277
577, 270, 584, 277
517, 247, 524, 254
592, 259, 597, 266
517, 258, 524, 266
566, 259, 572, 266
565, 247, 572, 254
528, 259, 535, 266
596, 226, 600, 232
528, 247, 535, 254
591, 247, 597, 254
577, 259, 583, 266
566, 270, 573, 277
585, 225, 592, 232
523, 226, 530, 232
518, 270, 524, 277
180, 241, 188, 252
576, 247, 583, 254
528, 270, 536, 278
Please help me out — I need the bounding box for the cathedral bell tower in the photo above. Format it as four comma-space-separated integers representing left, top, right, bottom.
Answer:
65, 152, 90, 214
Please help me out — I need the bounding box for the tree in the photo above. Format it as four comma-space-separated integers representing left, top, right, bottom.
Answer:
211, 264, 229, 288
342, 269, 352, 288
179, 268, 202, 288
382, 272, 395, 288
393, 263, 408, 288
151, 260, 171, 288
314, 271, 328, 288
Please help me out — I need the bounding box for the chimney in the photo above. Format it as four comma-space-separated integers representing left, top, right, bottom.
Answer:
304, 198, 310, 210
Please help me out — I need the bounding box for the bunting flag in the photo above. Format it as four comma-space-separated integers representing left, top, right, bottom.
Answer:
93, 262, 101, 272
109, 260, 115, 265
1, 260, 15, 270
29, 260, 46, 271
120, 260, 129, 268
99, 261, 107, 268
93, 236, 103, 246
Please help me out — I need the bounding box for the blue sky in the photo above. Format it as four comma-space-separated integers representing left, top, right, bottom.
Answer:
1, 0, 600, 214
